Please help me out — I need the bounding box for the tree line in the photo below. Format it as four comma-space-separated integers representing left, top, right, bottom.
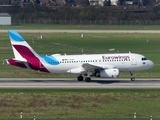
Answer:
0, 0, 156, 6
0, 3, 160, 21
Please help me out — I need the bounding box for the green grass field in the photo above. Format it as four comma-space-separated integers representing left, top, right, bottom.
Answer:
1, 24, 160, 30
0, 89, 160, 118
0, 32, 159, 78
1, 25, 160, 118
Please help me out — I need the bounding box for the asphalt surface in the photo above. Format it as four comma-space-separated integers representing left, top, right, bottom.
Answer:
1, 30, 160, 33
0, 78, 160, 88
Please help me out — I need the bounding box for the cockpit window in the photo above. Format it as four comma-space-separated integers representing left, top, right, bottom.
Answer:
142, 57, 148, 61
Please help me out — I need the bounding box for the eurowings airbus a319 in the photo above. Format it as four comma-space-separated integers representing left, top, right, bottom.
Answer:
6, 30, 154, 82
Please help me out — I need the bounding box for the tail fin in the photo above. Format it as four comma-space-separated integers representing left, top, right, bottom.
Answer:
8, 30, 49, 72
8, 30, 39, 61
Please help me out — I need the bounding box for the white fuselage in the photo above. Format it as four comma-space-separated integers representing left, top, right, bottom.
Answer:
41, 53, 154, 74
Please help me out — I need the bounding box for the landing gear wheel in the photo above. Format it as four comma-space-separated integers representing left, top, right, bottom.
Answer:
85, 77, 91, 82
77, 76, 83, 81
131, 77, 135, 81
130, 71, 135, 81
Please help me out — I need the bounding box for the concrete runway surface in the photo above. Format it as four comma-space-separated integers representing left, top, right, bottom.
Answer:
0, 78, 160, 88
1, 30, 160, 33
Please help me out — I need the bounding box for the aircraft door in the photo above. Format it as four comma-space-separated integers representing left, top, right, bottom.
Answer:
131, 56, 137, 65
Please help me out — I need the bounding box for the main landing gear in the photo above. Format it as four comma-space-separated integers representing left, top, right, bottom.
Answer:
85, 77, 91, 82
84, 72, 92, 82
130, 71, 135, 81
77, 75, 83, 81
77, 74, 92, 82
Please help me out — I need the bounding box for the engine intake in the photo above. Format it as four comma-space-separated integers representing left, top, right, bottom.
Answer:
95, 69, 119, 78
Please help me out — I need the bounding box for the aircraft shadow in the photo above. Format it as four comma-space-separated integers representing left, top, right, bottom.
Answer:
91, 79, 160, 84
90, 80, 121, 84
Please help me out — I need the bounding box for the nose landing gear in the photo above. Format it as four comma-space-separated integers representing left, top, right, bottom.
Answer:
130, 71, 135, 81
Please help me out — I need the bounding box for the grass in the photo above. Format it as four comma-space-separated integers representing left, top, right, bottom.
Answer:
0, 89, 160, 118
0, 32, 159, 78
0, 25, 160, 119
1, 24, 160, 30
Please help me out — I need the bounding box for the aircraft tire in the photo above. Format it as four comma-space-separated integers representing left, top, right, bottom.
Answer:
131, 77, 135, 81
77, 76, 83, 81
85, 77, 91, 82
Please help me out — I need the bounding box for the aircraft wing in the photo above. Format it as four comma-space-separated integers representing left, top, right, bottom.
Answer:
81, 63, 116, 73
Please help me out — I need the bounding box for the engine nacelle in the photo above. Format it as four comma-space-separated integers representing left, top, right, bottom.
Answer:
95, 69, 119, 78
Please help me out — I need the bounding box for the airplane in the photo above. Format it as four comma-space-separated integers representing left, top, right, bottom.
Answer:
6, 30, 154, 82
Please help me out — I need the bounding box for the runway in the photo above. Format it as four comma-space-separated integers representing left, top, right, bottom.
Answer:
0, 78, 160, 88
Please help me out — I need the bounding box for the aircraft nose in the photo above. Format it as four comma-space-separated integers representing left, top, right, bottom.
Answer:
148, 60, 154, 68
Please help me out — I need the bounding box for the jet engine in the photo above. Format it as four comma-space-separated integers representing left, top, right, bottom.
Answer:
95, 69, 119, 78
